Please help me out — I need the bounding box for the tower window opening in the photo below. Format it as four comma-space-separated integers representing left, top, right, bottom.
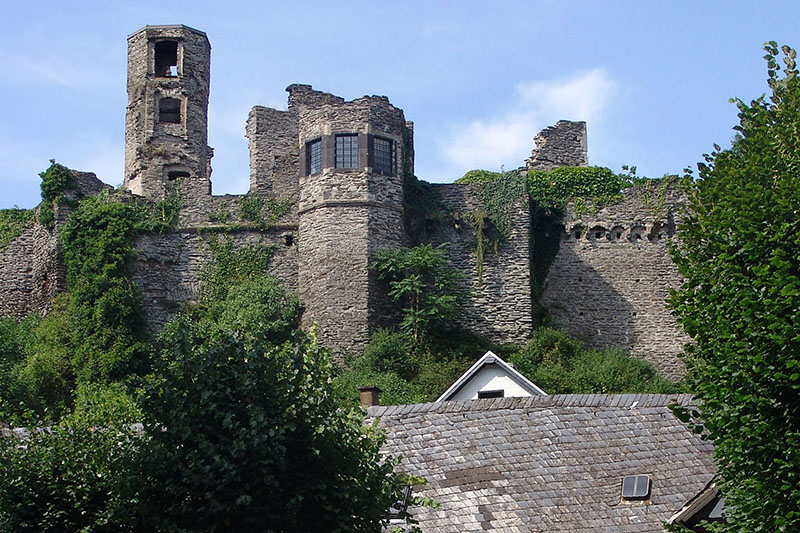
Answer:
155, 41, 179, 77
167, 170, 190, 181
374, 137, 394, 175
159, 98, 181, 124
306, 139, 322, 175
335, 134, 358, 169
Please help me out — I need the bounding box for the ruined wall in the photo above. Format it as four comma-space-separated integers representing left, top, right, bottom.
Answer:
540, 186, 689, 378
0, 171, 110, 319
526, 120, 588, 171
246, 105, 299, 202
131, 222, 297, 333
124, 25, 212, 199
426, 184, 533, 344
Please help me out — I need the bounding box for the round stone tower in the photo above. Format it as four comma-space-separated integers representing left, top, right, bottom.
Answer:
291, 85, 411, 352
123, 25, 211, 199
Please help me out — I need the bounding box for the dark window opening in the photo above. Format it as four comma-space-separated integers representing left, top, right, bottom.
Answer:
621, 475, 651, 500
159, 98, 181, 124
284, 234, 294, 247
155, 41, 179, 77
478, 390, 504, 399
306, 139, 322, 175
374, 137, 393, 175
167, 170, 190, 181
335, 134, 358, 169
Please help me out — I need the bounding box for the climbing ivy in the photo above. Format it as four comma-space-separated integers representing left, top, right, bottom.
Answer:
238, 194, 292, 231
527, 166, 627, 212
200, 234, 275, 302
38, 161, 75, 229
0, 209, 34, 252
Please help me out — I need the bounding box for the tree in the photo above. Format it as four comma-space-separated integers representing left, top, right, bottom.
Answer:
131, 281, 409, 531
372, 243, 465, 340
670, 43, 800, 531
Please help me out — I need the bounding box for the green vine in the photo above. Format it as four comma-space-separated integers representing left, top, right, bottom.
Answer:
201, 234, 276, 301
0, 209, 34, 252
38, 160, 75, 229
134, 187, 183, 233
633, 174, 687, 220
238, 195, 292, 231
403, 173, 452, 244
464, 209, 487, 282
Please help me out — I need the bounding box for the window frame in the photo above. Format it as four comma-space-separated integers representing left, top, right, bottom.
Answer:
306, 138, 322, 175
373, 136, 394, 175
335, 134, 359, 169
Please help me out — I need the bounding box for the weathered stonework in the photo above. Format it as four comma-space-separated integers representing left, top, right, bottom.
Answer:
526, 120, 588, 171
540, 187, 690, 379
0, 25, 693, 378
124, 25, 212, 200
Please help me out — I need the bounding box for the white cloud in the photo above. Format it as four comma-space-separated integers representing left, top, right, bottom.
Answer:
434, 69, 618, 179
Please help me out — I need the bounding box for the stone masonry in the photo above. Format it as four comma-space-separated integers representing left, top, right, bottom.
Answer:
0, 25, 691, 378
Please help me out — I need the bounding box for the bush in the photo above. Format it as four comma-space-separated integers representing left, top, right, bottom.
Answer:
363, 329, 414, 380
510, 328, 680, 394
0, 420, 139, 532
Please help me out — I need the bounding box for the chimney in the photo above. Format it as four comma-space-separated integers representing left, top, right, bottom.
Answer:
358, 385, 381, 408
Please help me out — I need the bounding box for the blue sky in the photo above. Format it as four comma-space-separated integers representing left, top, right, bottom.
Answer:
1, 1, 798, 209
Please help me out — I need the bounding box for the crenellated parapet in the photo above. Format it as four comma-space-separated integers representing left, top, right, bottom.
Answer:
540, 184, 690, 379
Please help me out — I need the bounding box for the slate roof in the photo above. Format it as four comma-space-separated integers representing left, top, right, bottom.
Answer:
369, 394, 716, 532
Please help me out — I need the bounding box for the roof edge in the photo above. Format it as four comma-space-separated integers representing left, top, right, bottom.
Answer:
368, 393, 695, 418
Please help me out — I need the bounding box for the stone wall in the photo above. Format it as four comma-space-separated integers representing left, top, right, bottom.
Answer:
540, 185, 689, 378
426, 184, 534, 344
131, 224, 297, 333
246, 105, 299, 202
0, 171, 110, 319
292, 86, 408, 353
526, 120, 588, 171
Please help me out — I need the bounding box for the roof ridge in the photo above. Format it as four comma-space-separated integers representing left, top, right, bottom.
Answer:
366, 393, 694, 417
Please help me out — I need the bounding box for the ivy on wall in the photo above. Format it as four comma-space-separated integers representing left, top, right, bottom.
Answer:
238, 195, 292, 231
37, 161, 75, 229
0, 209, 34, 252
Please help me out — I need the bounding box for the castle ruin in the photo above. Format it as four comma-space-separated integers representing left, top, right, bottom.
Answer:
0, 25, 689, 378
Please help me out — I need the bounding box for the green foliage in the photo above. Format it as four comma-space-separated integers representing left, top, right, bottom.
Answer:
197, 277, 300, 349
0, 315, 40, 424
510, 327, 681, 394
372, 243, 466, 340
238, 194, 292, 230
364, 328, 415, 380
0, 208, 33, 251
0, 420, 139, 532
669, 43, 800, 531
333, 365, 423, 408
38, 160, 74, 229
133, 186, 182, 233
134, 313, 407, 531
527, 166, 627, 212
59, 191, 150, 386
456, 169, 504, 184
403, 173, 452, 243
201, 235, 275, 301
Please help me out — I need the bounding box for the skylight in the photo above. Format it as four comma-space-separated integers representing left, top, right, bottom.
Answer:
621, 475, 651, 500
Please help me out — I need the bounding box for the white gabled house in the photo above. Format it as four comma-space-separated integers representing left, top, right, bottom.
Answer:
435, 351, 547, 402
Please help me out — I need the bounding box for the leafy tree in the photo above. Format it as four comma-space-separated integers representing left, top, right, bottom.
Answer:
670, 42, 800, 531
132, 317, 407, 531
372, 243, 465, 340
0, 419, 139, 532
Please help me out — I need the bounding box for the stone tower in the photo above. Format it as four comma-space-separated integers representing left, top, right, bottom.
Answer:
286, 85, 411, 351
124, 25, 212, 199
